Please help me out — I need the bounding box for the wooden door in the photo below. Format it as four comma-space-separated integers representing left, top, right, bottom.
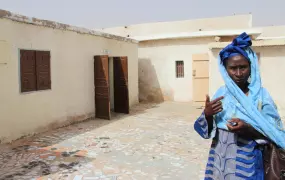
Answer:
113, 56, 129, 114
94, 55, 111, 120
192, 54, 209, 106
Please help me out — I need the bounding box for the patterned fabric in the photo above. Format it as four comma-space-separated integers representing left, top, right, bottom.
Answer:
195, 113, 264, 180
216, 32, 285, 149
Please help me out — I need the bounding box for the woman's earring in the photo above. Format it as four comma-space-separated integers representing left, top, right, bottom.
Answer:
247, 76, 251, 83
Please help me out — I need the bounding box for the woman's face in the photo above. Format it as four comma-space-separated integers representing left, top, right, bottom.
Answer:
225, 54, 251, 87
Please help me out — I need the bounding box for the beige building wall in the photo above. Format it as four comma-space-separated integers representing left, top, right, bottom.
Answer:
258, 26, 285, 38
139, 38, 214, 102
209, 46, 285, 119
208, 48, 224, 97
0, 18, 139, 143
100, 14, 253, 103
100, 14, 252, 38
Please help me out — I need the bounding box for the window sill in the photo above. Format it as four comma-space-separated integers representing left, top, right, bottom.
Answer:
20, 89, 52, 95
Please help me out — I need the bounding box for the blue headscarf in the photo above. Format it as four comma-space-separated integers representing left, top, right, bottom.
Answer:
213, 32, 285, 149
219, 32, 252, 63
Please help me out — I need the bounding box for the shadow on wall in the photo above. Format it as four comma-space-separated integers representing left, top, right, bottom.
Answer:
139, 58, 169, 103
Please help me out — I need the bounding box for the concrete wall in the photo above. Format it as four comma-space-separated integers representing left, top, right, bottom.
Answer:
259, 26, 285, 38
139, 37, 215, 102
100, 14, 253, 103
101, 14, 252, 38
209, 46, 285, 119
0, 18, 138, 143
208, 49, 224, 97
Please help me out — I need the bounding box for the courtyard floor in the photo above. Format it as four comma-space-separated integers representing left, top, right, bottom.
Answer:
0, 102, 211, 180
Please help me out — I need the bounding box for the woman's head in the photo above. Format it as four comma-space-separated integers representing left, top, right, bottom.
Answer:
219, 32, 253, 90
219, 32, 262, 97
223, 54, 251, 88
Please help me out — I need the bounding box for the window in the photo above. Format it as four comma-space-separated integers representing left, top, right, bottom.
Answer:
176, 60, 184, 78
20, 50, 51, 93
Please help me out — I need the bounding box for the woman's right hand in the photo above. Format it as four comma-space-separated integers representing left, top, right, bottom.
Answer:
204, 95, 224, 117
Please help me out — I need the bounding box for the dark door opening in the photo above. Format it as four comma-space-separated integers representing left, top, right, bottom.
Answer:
113, 56, 129, 114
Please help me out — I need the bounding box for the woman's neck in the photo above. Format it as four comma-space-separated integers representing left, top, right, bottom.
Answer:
238, 83, 249, 95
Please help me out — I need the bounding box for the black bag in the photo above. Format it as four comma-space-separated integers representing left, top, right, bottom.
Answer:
263, 142, 285, 180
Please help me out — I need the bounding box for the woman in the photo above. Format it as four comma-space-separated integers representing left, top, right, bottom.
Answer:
194, 32, 285, 180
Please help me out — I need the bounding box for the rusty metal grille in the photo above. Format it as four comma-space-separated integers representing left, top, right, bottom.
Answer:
176, 61, 184, 78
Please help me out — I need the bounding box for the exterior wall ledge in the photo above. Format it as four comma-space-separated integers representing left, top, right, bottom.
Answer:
209, 39, 285, 49
132, 28, 262, 42
0, 9, 138, 44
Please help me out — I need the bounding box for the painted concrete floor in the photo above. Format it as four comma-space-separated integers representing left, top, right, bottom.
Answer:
0, 102, 211, 180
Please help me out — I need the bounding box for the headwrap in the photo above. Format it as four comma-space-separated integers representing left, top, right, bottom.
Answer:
212, 32, 285, 149
219, 32, 252, 63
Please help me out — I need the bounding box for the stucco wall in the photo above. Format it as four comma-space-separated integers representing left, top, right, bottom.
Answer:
259, 26, 285, 38
100, 14, 252, 38
138, 37, 215, 102
209, 46, 285, 119
208, 49, 224, 97
100, 14, 253, 103
0, 18, 138, 143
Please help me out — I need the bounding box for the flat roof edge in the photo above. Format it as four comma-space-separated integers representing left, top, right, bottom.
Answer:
0, 9, 138, 44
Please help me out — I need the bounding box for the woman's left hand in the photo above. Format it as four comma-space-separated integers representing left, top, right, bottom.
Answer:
227, 118, 250, 134
227, 118, 265, 139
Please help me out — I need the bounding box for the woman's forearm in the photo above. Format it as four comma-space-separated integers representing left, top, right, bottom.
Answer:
205, 114, 214, 134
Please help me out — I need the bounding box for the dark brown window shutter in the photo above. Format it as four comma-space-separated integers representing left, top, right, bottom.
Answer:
36, 51, 51, 90
20, 50, 37, 92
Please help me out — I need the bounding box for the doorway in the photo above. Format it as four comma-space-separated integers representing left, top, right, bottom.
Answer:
94, 55, 129, 120
113, 57, 129, 114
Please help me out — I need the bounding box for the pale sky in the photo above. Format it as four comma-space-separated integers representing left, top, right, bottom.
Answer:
0, 0, 284, 29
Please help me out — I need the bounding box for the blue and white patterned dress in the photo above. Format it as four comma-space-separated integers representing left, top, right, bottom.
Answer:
194, 112, 265, 180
